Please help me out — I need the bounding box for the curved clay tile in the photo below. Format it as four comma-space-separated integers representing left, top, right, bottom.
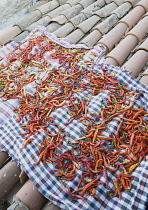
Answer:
135, 0, 148, 13
136, 37, 148, 51
79, 30, 102, 47
105, 56, 118, 66
94, 2, 117, 17
81, 0, 105, 18
77, 15, 101, 33
124, 0, 140, 7
106, 35, 138, 65
50, 15, 67, 25
69, 13, 87, 25
57, 0, 68, 5
15, 179, 47, 210
0, 161, 21, 199
65, 0, 81, 7
94, 14, 118, 35
54, 22, 75, 37
78, 0, 96, 9
111, 0, 125, 6
118, 4, 146, 28
46, 22, 61, 33
14, 10, 42, 31
140, 67, 148, 85
126, 15, 148, 41
66, 28, 85, 43
122, 50, 148, 77
36, 0, 59, 15
0, 150, 9, 168
0, 26, 22, 45
97, 22, 128, 52
111, 2, 132, 19
46, 4, 71, 19
26, 16, 51, 32
62, 4, 83, 19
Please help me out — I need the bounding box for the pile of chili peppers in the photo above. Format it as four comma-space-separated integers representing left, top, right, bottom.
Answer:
0, 35, 148, 202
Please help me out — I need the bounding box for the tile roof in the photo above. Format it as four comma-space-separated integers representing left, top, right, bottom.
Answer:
0, 0, 148, 209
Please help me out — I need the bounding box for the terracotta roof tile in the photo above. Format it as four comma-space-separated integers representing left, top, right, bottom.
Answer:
1, 0, 148, 209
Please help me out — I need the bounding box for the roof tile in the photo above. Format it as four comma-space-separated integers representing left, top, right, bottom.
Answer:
118, 4, 146, 28
0, 26, 21, 45
136, 37, 148, 51
124, 0, 140, 7
15, 179, 47, 210
135, 0, 148, 12
61, 4, 83, 19
94, 14, 118, 34
122, 50, 148, 77
54, 22, 74, 37
26, 16, 51, 32
45, 4, 71, 18
106, 35, 138, 65
78, 0, 96, 9
81, 0, 105, 18
36, 0, 59, 15
66, 28, 85, 43
46, 22, 61, 32
79, 30, 102, 47
126, 14, 148, 40
0, 161, 21, 199
111, 2, 132, 18
94, 2, 117, 17
77, 15, 101, 33
14, 10, 42, 31
140, 67, 148, 85
0, 150, 8, 169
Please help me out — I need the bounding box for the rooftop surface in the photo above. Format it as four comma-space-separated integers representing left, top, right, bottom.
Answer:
0, 0, 148, 210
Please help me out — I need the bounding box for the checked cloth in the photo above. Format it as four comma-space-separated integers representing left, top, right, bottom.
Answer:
0, 27, 148, 210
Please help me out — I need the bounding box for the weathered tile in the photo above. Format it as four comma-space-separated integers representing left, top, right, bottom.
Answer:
26, 16, 51, 32
46, 22, 61, 33
36, 0, 59, 15
46, 4, 71, 18
54, 22, 75, 37
51, 15, 67, 24
62, 4, 83, 19
124, 0, 140, 7
111, 2, 132, 18
66, 0, 81, 6
79, 0, 96, 9
122, 50, 148, 77
14, 10, 42, 31
111, 0, 125, 6
77, 15, 101, 33
95, 2, 117, 17
69, 13, 87, 26
94, 14, 118, 35
66, 28, 85, 43
82, 0, 105, 18
28, 0, 49, 12
79, 30, 102, 47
